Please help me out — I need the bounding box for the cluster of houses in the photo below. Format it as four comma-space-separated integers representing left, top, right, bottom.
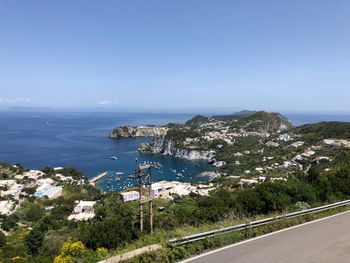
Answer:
64, 180, 218, 222
0, 169, 65, 216
185, 119, 275, 148
201, 129, 236, 145
229, 130, 341, 178
0, 168, 88, 218
199, 128, 271, 146
150, 180, 215, 200
238, 176, 286, 187
323, 139, 350, 148
0, 166, 101, 224
119, 180, 217, 202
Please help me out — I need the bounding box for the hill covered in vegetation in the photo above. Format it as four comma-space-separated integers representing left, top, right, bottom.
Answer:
185, 111, 291, 131
294, 121, 350, 143
139, 111, 293, 160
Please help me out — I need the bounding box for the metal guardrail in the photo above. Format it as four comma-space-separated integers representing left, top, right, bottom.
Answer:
166, 199, 350, 245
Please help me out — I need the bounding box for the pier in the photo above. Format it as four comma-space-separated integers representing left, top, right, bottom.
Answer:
89, 171, 108, 185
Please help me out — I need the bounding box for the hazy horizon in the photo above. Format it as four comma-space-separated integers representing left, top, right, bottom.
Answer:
2, 106, 350, 116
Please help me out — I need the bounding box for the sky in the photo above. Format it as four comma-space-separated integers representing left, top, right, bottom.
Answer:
0, 0, 349, 112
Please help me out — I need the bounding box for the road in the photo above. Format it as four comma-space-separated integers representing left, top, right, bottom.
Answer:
181, 211, 350, 263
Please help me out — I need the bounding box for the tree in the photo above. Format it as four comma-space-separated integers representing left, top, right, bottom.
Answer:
0, 231, 6, 247
2, 214, 19, 231
79, 216, 138, 250
23, 203, 45, 222
23, 187, 36, 195
25, 227, 45, 255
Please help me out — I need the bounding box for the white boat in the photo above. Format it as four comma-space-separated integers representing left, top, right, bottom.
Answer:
116, 172, 124, 175
110, 156, 117, 160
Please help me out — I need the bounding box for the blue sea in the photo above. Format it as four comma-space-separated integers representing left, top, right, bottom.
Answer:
0, 111, 213, 191
0, 111, 349, 192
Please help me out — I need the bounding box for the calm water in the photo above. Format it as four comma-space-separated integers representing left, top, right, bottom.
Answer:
1, 111, 349, 191
0, 111, 212, 191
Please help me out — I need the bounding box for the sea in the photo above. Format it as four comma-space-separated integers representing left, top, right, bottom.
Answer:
0, 111, 349, 192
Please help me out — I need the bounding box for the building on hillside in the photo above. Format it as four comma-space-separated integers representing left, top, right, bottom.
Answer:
0, 200, 15, 215
34, 184, 63, 199
0, 180, 24, 198
238, 179, 259, 187
22, 170, 45, 180
0, 180, 16, 188
68, 201, 96, 221
37, 178, 55, 186
120, 190, 140, 202
151, 181, 173, 197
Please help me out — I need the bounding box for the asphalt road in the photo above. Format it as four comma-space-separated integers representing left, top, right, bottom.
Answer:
182, 211, 350, 263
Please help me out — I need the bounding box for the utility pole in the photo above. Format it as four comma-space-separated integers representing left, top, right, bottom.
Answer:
148, 166, 153, 234
134, 159, 155, 234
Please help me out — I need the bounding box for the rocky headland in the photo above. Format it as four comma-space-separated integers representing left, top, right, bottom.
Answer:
109, 125, 168, 138
109, 111, 293, 163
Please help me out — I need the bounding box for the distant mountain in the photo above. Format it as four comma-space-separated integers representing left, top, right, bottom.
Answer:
211, 110, 257, 121
231, 110, 258, 116
185, 115, 209, 126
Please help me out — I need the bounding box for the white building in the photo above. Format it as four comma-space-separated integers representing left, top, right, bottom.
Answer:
37, 178, 55, 186
34, 184, 63, 199
239, 179, 259, 187
151, 181, 173, 197
151, 180, 216, 200
0, 180, 16, 188
68, 201, 96, 221
0, 180, 24, 198
278, 134, 292, 142
22, 170, 45, 180
290, 141, 305, 148
323, 139, 350, 148
120, 190, 140, 202
0, 200, 15, 215
213, 161, 226, 167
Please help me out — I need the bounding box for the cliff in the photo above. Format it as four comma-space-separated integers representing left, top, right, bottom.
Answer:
109, 125, 168, 138
139, 136, 215, 160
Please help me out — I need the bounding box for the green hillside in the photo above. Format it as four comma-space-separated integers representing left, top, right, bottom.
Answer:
294, 121, 350, 143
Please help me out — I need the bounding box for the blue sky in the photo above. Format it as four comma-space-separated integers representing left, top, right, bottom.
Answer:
0, 1, 349, 112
